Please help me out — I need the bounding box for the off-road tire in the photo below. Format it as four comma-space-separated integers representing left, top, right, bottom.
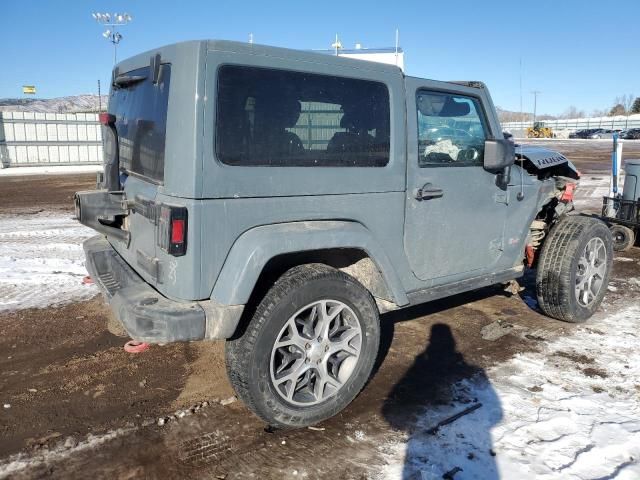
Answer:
536, 216, 613, 323
610, 224, 636, 252
225, 264, 380, 428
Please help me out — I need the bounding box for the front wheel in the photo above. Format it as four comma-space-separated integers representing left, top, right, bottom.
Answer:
225, 264, 380, 428
536, 216, 613, 323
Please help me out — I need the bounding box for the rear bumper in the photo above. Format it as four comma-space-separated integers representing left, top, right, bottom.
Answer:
83, 235, 242, 343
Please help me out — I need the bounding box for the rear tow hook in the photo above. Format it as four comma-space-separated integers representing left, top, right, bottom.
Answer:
124, 340, 150, 353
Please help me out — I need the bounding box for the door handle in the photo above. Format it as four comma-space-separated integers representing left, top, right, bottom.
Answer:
414, 183, 444, 200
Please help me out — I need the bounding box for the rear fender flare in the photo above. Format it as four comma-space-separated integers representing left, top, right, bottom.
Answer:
210, 221, 408, 307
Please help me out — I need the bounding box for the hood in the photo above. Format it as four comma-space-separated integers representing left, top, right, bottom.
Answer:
514, 144, 580, 178
515, 144, 569, 169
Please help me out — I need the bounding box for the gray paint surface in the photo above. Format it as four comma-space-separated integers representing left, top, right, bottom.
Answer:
100, 40, 564, 324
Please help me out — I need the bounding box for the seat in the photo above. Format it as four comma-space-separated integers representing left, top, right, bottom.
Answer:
327, 111, 375, 158
253, 96, 304, 162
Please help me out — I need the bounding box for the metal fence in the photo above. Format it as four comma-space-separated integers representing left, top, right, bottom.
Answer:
0, 111, 103, 168
503, 114, 640, 132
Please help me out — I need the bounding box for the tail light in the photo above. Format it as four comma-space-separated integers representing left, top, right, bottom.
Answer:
99, 113, 116, 125
158, 205, 188, 256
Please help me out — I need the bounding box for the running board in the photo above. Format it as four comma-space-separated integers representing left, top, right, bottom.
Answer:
406, 267, 524, 306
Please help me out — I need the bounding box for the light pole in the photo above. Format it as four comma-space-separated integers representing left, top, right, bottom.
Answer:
331, 34, 342, 56
92, 12, 133, 65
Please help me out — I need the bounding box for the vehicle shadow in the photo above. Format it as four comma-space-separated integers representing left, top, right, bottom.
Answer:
380, 319, 503, 479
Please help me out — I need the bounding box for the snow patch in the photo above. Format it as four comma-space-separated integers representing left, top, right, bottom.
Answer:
376, 305, 640, 480
572, 175, 612, 212
614, 257, 634, 263
0, 212, 97, 311
0, 426, 135, 478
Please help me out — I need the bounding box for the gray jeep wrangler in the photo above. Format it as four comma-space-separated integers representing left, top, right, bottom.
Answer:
75, 40, 613, 428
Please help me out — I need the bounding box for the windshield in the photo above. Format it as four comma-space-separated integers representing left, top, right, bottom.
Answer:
109, 64, 171, 183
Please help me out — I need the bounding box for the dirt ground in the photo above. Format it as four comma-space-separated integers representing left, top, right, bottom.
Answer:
1, 140, 639, 479
522, 138, 640, 173
0, 174, 95, 214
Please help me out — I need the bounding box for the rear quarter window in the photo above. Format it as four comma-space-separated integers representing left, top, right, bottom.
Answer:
110, 64, 171, 183
215, 65, 390, 167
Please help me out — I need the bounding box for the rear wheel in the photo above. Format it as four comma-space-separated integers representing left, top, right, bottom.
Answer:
225, 264, 380, 428
610, 224, 636, 252
536, 216, 613, 323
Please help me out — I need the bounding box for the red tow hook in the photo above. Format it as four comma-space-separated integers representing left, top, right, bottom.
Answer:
124, 340, 150, 353
525, 244, 535, 268
560, 183, 576, 203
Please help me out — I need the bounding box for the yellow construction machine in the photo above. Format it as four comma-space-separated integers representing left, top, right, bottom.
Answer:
527, 122, 553, 138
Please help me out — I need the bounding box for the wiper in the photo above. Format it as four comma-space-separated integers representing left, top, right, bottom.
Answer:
112, 75, 147, 89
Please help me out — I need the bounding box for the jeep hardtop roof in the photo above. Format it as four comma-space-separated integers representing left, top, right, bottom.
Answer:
114, 39, 480, 91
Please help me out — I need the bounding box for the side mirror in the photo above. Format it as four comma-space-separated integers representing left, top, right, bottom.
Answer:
483, 138, 515, 173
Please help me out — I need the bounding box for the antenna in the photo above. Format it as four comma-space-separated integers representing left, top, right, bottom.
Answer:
518, 58, 526, 200
531, 90, 541, 124
395, 28, 399, 66
249, 33, 253, 44
517, 145, 525, 201
519, 57, 523, 124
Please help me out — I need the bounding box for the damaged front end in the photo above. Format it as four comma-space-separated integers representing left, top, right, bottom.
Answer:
516, 145, 581, 267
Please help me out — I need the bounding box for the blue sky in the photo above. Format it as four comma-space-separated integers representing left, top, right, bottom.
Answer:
1, 0, 637, 116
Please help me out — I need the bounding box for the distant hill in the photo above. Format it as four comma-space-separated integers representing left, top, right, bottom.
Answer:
496, 107, 558, 123
0, 95, 108, 113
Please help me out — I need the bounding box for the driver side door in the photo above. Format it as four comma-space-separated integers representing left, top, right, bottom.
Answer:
403, 80, 508, 285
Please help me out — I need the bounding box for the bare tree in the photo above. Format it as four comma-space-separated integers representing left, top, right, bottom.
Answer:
613, 94, 635, 114
496, 107, 532, 123
610, 103, 626, 116
561, 106, 585, 119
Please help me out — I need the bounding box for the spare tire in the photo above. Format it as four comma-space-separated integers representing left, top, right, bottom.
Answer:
536, 216, 613, 323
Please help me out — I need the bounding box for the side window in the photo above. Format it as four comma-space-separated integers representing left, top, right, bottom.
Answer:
416, 91, 488, 167
216, 65, 390, 167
